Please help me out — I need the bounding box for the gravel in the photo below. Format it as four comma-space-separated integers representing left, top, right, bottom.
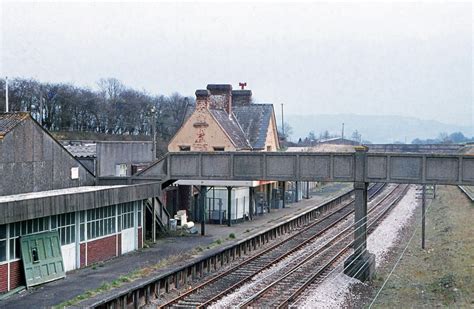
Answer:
367, 186, 418, 267
295, 185, 418, 308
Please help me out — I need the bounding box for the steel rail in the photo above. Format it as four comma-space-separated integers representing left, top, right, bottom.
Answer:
159, 184, 385, 308
194, 184, 389, 309
282, 184, 410, 308
238, 184, 408, 308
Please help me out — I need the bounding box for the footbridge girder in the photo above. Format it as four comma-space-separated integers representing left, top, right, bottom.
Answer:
140, 148, 474, 186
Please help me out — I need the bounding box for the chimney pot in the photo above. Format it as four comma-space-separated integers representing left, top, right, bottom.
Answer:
206, 84, 233, 114
231, 90, 252, 106
195, 89, 210, 110
195, 89, 210, 98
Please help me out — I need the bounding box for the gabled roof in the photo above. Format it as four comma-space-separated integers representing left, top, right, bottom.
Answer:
0, 112, 29, 139
233, 104, 274, 150
209, 109, 252, 150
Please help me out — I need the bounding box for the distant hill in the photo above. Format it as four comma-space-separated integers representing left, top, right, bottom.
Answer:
286, 114, 473, 144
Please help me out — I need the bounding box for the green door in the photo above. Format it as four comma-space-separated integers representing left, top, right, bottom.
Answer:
20, 231, 65, 288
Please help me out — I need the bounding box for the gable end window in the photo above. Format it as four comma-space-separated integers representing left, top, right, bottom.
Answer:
213, 147, 225, 151
179, 146, 191, 151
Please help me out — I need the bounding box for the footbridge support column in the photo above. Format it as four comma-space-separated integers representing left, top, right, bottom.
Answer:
344, 146, 375, 281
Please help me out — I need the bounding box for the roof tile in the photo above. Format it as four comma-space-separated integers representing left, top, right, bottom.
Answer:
209, 109, 251, 150
233, 104, 273, 149
0, 112, 29, 138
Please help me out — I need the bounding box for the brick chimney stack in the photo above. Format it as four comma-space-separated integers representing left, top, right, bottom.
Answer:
207, 84, 232, 114
195, 89, 210, 110
231, 90, 252, 106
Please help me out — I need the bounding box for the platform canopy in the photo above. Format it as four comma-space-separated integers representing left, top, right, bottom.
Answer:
0, 183, 160, 225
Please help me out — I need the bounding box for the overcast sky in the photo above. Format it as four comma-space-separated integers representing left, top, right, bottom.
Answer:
1, 1, 472, 127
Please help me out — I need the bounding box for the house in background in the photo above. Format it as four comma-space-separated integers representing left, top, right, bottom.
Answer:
0, 112, 159, 293
165, 84, 282, 223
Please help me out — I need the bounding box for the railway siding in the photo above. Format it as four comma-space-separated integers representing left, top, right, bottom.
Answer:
81, 187, 355, 308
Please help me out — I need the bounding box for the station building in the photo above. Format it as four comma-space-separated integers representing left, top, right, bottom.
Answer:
0, 113, 159, 292
156, 84, 286, 223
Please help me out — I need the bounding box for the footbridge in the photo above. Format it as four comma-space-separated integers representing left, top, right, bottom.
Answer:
137, 146, 473, 280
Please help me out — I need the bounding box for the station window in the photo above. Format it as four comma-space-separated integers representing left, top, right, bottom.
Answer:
8, 217, 51, 260
87, 206, 116, 240
137, 203, 142, 227
79, 211, 86, 242
52, 213, 76, 245
179, 145, 190, 151
0, 225, 6, 262
118, 202, 135, 231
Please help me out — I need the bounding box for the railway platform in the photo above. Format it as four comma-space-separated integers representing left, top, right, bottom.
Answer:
0, 183, 352, 308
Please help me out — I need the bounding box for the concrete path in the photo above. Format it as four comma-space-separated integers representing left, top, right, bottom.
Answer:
0, 183, 352, 308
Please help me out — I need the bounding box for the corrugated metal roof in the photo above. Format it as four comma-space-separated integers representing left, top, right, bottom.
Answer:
64, 143, 97, 158
0, 112, 29, 138
209, 109, 252, 150
233, 104, 273, 150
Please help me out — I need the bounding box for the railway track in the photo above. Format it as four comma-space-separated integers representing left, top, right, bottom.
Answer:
157, 183, 387, 309
236, 184, 409, 308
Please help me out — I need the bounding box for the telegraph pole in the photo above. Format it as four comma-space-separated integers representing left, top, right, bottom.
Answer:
341, 123, 345, 139
422, 184, 426, 249
151, 106, 157, 159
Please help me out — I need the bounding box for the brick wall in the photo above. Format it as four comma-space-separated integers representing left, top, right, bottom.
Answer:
80, 243, 86, 267
0, 264, 7, 292
9, 261, 23, 290
86, 235, 117, 265
138, 228, 142, 249
117, 234, 122, 256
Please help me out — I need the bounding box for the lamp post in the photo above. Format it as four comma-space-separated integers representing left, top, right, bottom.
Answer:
150, 106, 157, 160
5, 76, 9, 112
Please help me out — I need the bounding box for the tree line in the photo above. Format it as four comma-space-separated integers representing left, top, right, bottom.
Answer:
0, 77, 194, 143
411, 132, 474, 144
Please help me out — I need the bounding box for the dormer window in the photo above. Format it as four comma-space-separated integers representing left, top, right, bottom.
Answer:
213, 147, 225, 151
179, 146, 191, 151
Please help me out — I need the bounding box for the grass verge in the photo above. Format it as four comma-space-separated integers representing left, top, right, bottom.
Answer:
369, 185, 473, 308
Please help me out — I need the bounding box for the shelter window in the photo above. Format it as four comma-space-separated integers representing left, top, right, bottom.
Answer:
52, 213, 76, 245
9, 218, 50, 260
179, 145, 191, 151
0, 225, 6, 262
118, 202, 135, 231
137, 202, 142, 227
87, 206, 116, 240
